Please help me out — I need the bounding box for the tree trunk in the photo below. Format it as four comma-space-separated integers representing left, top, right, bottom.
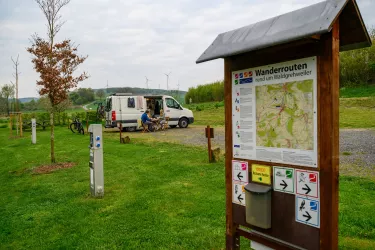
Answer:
6, 98, 9, 116
50, 112, 56, 163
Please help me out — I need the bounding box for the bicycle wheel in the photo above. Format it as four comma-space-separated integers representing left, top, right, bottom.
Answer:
70, 123, 76, 133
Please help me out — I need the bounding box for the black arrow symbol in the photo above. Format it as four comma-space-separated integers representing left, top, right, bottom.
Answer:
237, 194, 244, 203
302, 184, 311, 195
280, 180, 288, 190
303, 211, 312, 222
237, 172, 243, 181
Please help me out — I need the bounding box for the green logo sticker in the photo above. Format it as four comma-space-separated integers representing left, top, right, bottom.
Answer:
286, 170, 293, 179
235, 80, 238, 85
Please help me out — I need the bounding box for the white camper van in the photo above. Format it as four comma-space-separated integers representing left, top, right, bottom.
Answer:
104, 93, 194, 131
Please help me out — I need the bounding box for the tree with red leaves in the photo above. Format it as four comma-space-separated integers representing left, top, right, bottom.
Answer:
27, 0, 88, 163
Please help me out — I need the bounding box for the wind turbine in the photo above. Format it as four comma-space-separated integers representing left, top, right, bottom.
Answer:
145, 76, 151, 89
164, 72, 171, 90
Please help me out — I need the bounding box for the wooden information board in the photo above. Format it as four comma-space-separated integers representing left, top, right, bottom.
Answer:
196, 1, 372, 249
223, 25, 340, 250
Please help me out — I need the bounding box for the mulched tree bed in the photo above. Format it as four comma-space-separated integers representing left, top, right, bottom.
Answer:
33, 162, 76, 174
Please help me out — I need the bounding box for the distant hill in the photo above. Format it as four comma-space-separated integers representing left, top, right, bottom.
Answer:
97, 87, 186, 96
19, 97, 39, 103
19, 87, 187, 103
97, 87, 187, 104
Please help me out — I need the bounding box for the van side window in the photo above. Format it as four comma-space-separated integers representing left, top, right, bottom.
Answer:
128, 97, 135, 108
105, 98, 112, 111
166, 98, 180, 109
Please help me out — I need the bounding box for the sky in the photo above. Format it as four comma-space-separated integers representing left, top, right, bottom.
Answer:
0, 0, 374, 98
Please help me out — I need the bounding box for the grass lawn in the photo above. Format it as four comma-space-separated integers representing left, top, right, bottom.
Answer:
339, 176, 375, 249
0, 126, 247, 249
340, 85, 375, 98
1, 127, 374, 249
340, 97, 375, 128
185, 102, 225, 126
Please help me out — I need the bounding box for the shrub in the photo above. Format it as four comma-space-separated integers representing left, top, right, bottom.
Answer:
20, 111, 98, 126
185, 80, 224, 104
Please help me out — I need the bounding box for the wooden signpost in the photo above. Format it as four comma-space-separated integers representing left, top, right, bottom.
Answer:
9, 112, 23, 138
196, 0, 371, 249
205, 125, 214, 162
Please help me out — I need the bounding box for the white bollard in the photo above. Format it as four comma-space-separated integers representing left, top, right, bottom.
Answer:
31, 119, 36, 144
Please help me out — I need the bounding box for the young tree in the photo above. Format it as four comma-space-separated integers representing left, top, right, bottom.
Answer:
96, 89, 105, 101
27, 0, 88, 163
10, 55, 20, 112
1, 84, 15, 115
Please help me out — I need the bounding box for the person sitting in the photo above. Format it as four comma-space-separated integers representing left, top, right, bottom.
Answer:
141, 110, 155, 131
159, 109, 166, 125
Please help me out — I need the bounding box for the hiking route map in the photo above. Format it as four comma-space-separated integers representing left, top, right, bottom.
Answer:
256, 80, 314, 150
232, 57, 317, 168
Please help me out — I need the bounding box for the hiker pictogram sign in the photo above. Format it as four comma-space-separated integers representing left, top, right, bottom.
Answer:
232, 160, 248, 183
273, 167, 295, 194
296, 170, 319, 199
232, 181, 247, 206
296, 196, 320, 228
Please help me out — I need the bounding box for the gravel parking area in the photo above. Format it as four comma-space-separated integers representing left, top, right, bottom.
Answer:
106, 125, 375, 177
340, 129, 375, 177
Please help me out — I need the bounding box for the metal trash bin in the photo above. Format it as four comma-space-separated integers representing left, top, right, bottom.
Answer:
245, 183, 272, 229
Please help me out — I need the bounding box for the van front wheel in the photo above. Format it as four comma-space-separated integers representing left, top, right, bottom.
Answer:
179, 118, 189, 128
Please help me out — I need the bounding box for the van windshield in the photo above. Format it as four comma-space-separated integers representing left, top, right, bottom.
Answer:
166, 98, 181, 109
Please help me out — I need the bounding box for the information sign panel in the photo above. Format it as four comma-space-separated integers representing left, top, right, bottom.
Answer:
232, 181, 247, 206
296, 196, 320, 228
273, 167, 294, 194
296, 169, 319, 199
251, 164, 271, 185
232, 160, 248, 182
232, 57, 318, 168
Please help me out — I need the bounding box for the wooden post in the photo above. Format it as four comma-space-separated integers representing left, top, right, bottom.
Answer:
207, 125, 212, 162
224, 58, 239, 249
9, 114, 13, 137
19, 113, 23, 137
318, 20, 339, 250
119, 123, 123, 143
86, 112, 89, 133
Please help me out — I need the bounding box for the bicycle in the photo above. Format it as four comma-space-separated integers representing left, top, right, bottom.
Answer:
70, 117, 85, 135
96, 102, 105, 121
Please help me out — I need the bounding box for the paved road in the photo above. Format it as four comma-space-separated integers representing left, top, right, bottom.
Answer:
82, 101, 96, 111
112, 125, 375, 176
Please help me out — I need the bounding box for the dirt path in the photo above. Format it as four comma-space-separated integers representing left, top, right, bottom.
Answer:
105, 125, 225, 148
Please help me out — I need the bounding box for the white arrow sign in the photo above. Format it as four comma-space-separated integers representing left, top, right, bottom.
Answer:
296, 196, 320, 228
273, 167, 295, 194
232, 181, 247, 206
296, 169, 319, 199
232, 160, 248, 182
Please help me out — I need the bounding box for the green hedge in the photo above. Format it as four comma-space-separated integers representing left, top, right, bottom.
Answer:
185, 80, 224, 104
21, 111, 98, 126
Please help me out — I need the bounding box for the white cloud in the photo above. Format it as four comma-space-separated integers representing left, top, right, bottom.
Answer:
0, 0, 374, 97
